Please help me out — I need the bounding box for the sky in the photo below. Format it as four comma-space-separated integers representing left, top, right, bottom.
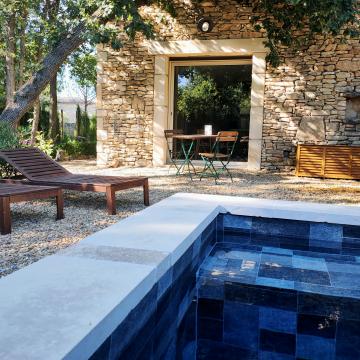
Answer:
58, 65, 87, 100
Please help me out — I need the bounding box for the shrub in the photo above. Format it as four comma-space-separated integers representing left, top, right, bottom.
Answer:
0, 122, 21, 178
0, 122, 20, 149
35, 131, 55, 156
58, 135, 96, 158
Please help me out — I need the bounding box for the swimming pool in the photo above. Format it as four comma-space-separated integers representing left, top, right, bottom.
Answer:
1, 194, 359, 359
90, 212, 360, 360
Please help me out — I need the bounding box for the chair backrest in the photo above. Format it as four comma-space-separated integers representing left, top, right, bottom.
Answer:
0, 147, 70, 180
216, 131, 239, 142
213, 131, 239, 159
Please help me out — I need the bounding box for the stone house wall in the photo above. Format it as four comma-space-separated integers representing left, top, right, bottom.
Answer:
96, 0, 360, 170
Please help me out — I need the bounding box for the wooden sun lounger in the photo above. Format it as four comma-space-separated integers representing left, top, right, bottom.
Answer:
0, 148, 149, 215
0, 183, 64, 235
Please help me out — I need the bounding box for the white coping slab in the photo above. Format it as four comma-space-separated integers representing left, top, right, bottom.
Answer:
0, 193, 359, 360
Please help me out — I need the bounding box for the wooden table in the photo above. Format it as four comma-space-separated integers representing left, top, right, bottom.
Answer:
0, 183, 64, 235
172, 134, 218, 179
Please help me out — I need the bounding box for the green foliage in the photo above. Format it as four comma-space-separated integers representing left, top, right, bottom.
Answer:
0, 122, 20, 149
59, 136, 96, 158
0, 122, 20, 178
34, 131, 55, 156
177, 73, 219, 122
251, 0, 360, 67
75, 104, 81, 137
177, 69, 251, 125
75, 106, 95, 140
89, 115, 97, 142
69, 50, 97, 90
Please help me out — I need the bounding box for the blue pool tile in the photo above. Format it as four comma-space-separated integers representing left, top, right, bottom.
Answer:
192, 234, 202, 259
326, 261, 360, 274
342, 236, 360, 249
223, 233, 251, 244
294, 268, 331, 286
309, 223, 343, 242
259, 307, 297, 334
341, 247, 360, 256
224, 214, 252, 230
226, 258, 259, 278
157, 267, 173, 300
278, 235, 309, 249
310, 245, 340, 254
121, 333, 154, 360
109, 285, 157, 359
223, 302, 259, 350
250, 233, 280, 244
297, 314, 336, 339
256, 277, 295, 290
224, 282, 297, 311
177, 291, 194, 326
198, 298, 224, 320
261, 253, 293, 267
260, 329, 296, 355
198, 276, 224, 300
201, 256, 228, 272
216, 214, 224, 242
329, 271, 360, 290
115, 312, 156, 360
251, 217, 310, 239
297, 335, 335, 360
153, 320, 176, 359
179, 341, 196, 360
292, 255, 327, 272
262, 247, 293, 256
173, 245, 193, 281
197, 339, 258, 360
223, 249, 261, 262
198, 317, 223, 341
90, 336, 110, 360
294, 282, 356, 299
259, 350, 295, 360
343, 225, 360, 239
336, 319, 360, 359
298, 293, 360, 321
258, 264, 295, 281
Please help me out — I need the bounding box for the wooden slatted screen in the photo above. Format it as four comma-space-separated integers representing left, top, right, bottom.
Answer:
296, 144, 360, 180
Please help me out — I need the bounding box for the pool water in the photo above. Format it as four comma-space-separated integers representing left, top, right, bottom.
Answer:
176, 215, 360, 360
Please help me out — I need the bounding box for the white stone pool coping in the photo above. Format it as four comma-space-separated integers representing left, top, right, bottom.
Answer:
0, 193, 359, 359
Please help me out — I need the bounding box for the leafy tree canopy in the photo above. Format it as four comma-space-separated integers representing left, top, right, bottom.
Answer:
69, 48, 97, 90
0, 0, 358, 124
251, 0, 359, 66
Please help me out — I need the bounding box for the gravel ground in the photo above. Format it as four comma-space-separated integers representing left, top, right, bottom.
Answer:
1, 159, 360, 278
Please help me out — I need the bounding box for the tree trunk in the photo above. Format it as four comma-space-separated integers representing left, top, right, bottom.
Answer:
0, 22, 87, 125
84, 87, 88, 115
49, 75, 59, 141
30, 99, 41, 145
5, 14, 16, 106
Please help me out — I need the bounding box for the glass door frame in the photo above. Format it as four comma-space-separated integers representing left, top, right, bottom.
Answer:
168, 58, 253, 167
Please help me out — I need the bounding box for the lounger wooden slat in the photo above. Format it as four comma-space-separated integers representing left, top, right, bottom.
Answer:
0, 148, 149, 215
0, 183, 64, 235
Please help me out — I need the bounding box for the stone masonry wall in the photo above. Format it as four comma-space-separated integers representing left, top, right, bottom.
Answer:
97, 0, 360, 170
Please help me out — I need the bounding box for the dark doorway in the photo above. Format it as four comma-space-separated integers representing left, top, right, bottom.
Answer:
173, 62, 252, 161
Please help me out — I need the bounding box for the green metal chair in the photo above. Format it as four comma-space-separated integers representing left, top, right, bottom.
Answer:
164, 129, 183, 172
199, 131, 239, 182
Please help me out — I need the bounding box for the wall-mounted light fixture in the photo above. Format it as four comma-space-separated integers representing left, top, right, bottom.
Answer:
283, 150, 291, 159
197, 17, 214, 33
